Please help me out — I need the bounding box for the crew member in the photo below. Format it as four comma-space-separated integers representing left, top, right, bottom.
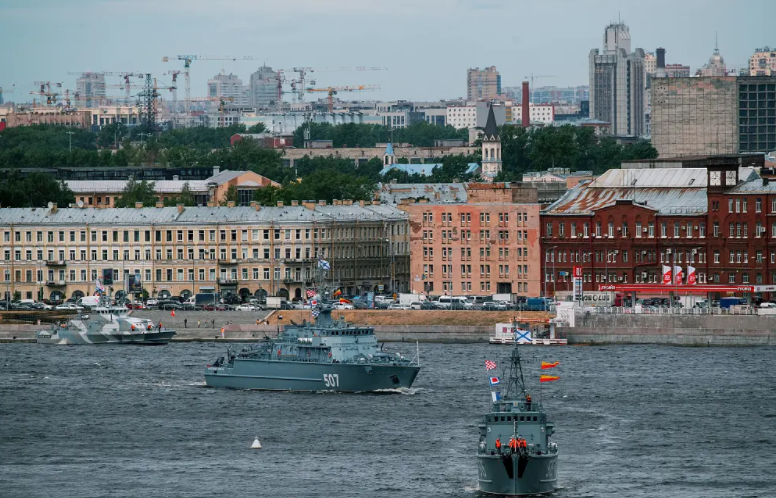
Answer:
495, 438, 501, 451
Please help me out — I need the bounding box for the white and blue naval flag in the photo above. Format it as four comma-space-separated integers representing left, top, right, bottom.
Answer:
95, 278, 105, 294
491, 391, 502, 403
489, 376, 500, 386
317, 258, 330, 270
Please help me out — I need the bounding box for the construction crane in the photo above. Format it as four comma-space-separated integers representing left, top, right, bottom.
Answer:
289, 66, 384, 103
165, 70, 181, 117
524, 74, 555, 102
68, 72, 145, 102
305, 85, 379, 113
162, 55, 257, 127
29, 81, 63, 106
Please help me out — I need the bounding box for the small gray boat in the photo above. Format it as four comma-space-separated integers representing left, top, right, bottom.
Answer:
477, 325, 559, 495
37, 304, 175, 345
204, 304, 420, 392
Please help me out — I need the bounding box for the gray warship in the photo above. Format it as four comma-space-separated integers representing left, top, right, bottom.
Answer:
204, 303, 421, 392
477, 328, 559, 495
37, 304, 176, 345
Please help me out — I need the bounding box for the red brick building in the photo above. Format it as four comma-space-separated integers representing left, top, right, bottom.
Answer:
540, 154, 775, 298
399, 183, 542, 297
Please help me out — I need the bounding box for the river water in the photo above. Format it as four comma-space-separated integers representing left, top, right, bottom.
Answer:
1, 342, 775, 498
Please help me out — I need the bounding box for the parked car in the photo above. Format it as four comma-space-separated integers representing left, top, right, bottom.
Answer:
146, 299, 159, 307
234, 304, 256, 311
482, 301, 508, 311
126, 303, 146, 310
388, 303, 411, 310
333, 302, 354, 310
31, 302, 53, 310
159, 302, 181, 311
353, 300, 369, 310
410, 302, 423, 310
55, 303, 84, 311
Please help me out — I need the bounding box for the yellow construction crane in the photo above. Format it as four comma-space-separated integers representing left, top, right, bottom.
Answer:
289, 66, 384, 103
162, 55, 257, 126
305, 85, 379, 112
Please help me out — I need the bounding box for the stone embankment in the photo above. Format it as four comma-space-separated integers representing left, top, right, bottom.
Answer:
559, 313, 776, 346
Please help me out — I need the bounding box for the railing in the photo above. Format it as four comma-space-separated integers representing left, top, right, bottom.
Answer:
577, 306, 767, 316
217, 278, 237, 285
45, 280, 67, 286
45, 260, 67, 266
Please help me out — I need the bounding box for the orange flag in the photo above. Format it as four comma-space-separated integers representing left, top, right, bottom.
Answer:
170, 310, 175, 317
541, 361, 560, 369
540, 375, 560, 383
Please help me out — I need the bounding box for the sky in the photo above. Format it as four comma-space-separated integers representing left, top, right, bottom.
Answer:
1, 0, 774, 102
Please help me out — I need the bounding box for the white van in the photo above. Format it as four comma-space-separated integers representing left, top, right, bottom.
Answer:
435, 296, 473, 310
77, 296, 101, 308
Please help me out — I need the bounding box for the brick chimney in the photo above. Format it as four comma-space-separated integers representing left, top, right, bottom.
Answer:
276, 201, 284, 207
155, 201, 164, 208
135, 201, 143, 209
226, 201, 235, 208
50, 203, 57, 214
302, 200, 317, 210
318, 200, 326, 206
291, 200, 299, 206
521, 81, 530, 128
177, 203, 185, 213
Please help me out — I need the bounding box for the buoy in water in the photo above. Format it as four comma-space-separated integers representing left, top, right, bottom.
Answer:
251, 437, 262, 450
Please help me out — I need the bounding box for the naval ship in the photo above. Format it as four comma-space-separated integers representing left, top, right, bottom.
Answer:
204, 303, 421, 392
37, 302, 176, 345
477, 324, 559, 495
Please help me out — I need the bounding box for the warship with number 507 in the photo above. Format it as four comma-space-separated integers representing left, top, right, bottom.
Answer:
477, 322, 559, 495
204, 267, 421, 392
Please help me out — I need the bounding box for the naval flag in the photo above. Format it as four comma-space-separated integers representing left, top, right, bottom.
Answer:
485, 360, 497, 370
489, 376, 500, 386
317, 257, 330, 270
491, 391, 502, 403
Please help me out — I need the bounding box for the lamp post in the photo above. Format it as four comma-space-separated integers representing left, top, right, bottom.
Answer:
66, 131, 74, 152
383, 237, 395, 295
36, 247, 43, 303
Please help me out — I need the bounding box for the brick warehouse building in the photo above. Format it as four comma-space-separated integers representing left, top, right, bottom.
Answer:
540, 154, 776, 298
399, 183, 542, 297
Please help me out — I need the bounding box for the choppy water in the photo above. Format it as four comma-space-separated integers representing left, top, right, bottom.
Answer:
1, 342, 775, 498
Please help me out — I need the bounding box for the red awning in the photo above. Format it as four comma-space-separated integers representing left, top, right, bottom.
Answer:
598, 284, 755, 294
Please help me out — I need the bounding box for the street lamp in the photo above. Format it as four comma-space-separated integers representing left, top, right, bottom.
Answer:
36, 247, 43, 303
66, 131, 74, 152
383, 237, 395, 295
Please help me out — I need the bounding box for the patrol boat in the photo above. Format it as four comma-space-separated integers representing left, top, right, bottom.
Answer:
204, 304, 421, 392
477, 329, 559, 495
37, 303, 176, 345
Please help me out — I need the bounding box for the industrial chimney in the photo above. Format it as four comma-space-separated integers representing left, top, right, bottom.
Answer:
521, 81, 530, 128
655, 48, 667, 78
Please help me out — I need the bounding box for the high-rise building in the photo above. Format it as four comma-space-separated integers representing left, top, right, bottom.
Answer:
75, 73, 106, 109
651, 75, 776, 157
467, 66, 501, 101
248, 65, 279, 108
588, 22, 646, 137
208, 72, 248, 106
749, 47, 776, 76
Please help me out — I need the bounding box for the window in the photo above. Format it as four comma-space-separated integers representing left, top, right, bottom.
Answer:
661, 222, 667, 238
584, 223, 589, 237
674, 222, 680, 238
596, 221, 601, 237
635, 221, 642, 238
713, 222, 719, 237
756, 198, 762, 212
545, 223, 552, 237
622, 222, 628, 237
648, 222, 654, 238
714, 250, 720, 263
700, 223, 706, 238
570, 223, 576, 237
608, 221, 614, 237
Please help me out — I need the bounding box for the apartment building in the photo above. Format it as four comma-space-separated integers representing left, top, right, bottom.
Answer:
400, 183, 541, 297
0, 201, 409, 303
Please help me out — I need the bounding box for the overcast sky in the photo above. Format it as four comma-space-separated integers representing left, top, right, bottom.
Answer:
1, 0, 773, 102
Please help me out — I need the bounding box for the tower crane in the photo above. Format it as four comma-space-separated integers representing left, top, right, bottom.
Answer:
162, 55, 257, 127
305, 85, 379, 113
29, 81, 63, 106
68, 72, 145, 101
523, 74, 555, 103
289, 66, 384, 103
165, 70, 181, 116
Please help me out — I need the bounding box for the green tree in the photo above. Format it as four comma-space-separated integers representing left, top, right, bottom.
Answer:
113, 179, 158, 207
163, 182, 196, 206
0, 172, 75, 207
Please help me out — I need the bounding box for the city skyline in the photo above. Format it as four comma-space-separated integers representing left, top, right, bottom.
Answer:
1, 0, 773, 102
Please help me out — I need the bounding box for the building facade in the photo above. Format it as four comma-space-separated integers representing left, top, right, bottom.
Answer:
467, 66, 501, 101
589, 22, 646, 137
750, 47, 776, 76
248, 65, 279, 108
75, 72, 106, 109
0, 202, 409, 303
208, 72, 248, 106
651, 76, 776, 157
539, 155, 776, 298
510, 104, 555, 124
401, 183, 541, 297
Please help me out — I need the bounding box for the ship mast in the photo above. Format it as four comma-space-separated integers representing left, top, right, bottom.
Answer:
504, 320, 527, 400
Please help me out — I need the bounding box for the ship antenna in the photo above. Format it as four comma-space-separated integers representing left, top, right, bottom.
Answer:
505, 319, 527, 400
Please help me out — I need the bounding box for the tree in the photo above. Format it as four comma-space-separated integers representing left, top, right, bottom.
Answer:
246, 123, 267, 134
113, 179, 158, 207
0, 172, 75, 207
163, 182, 196, 207
219, 186, 238, 206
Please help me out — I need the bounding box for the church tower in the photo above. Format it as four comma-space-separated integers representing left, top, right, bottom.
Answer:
383, 142, 396, 166
481, 105, 502, 180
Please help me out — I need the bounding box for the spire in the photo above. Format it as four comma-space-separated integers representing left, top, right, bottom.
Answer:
385, 142, 394, 156
483, 105, 499, 140
714, 30, 719, 55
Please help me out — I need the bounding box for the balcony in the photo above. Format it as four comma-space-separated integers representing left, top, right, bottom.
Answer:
217, 277, 237, 286
46, 280, 67, 287
46, 260, 67, 267
218, 259, 239, 266
282, 277, 302, 284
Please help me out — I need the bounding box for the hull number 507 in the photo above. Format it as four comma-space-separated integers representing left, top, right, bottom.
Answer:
323, 374, 340, 387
